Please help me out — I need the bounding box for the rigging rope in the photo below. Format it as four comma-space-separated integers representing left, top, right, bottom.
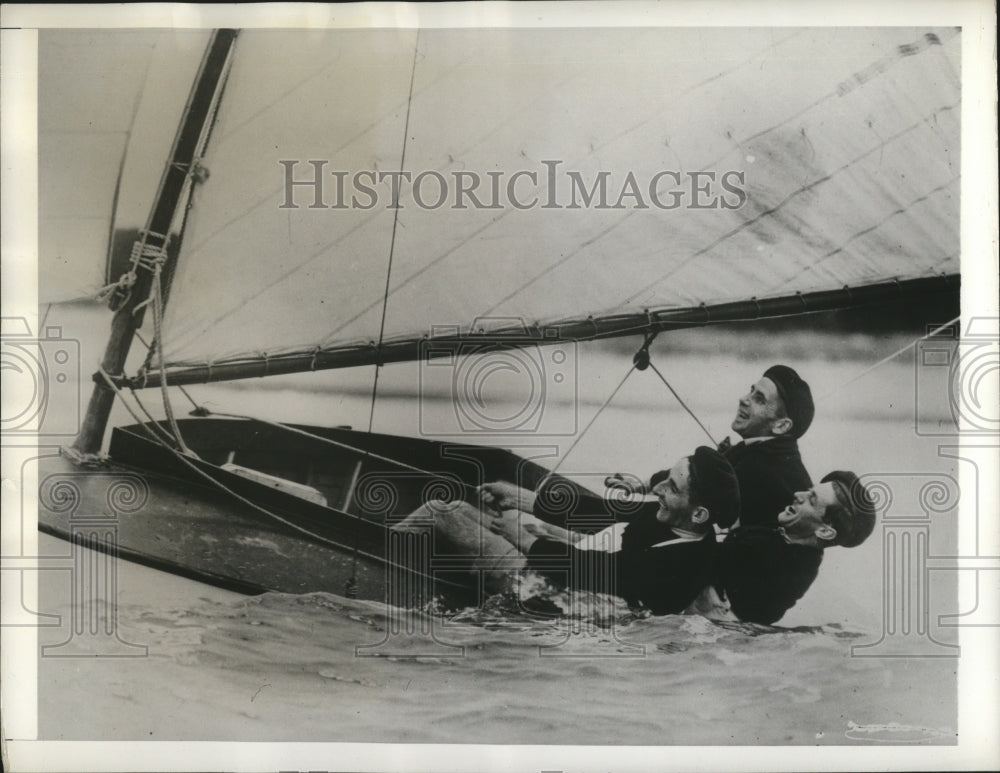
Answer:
99, 229, 199, 457
186, 408, 466, 480
819, 315, 961, 398
102, 313, 958, 604
348, 31, 423, 597
149, 254, 195, 456
541, 340, 716, 487
95, 367, 398, 563
98, 367, 183, 446
367, 30, 420, 436
128, 386, 182, 448
540, 335, 719, 482
647, 361, 718, 447
547, 364, 638, 477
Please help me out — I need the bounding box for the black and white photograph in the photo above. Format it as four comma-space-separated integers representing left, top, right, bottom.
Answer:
1, 2, 997, 771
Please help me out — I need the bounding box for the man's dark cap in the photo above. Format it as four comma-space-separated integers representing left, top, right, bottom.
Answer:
821, 470, 877, 548
689, 446, 740, 529
764, 365, 815, 438
648, 469, 670, 490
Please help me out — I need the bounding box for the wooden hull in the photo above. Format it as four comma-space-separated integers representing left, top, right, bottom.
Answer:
38, 418, 594, 605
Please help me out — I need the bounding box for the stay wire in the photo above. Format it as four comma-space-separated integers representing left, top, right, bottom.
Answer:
548, 365, 637, 477
99, 367, 187, 450
348, 30, 421, 595
187, 407, 451, 478
367, 29, 419, 436
128, 386, 182, 447
150, 260, 194, 456
95, 367, 396, 562
819, 315, 962, 398
647, 360, 718, 447
178, 383, 201, 412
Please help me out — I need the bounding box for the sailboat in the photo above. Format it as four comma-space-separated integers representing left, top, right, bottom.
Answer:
37, 26, 960, 606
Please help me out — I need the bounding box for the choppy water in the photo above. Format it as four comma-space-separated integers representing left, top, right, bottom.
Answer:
36, 538, 957, 745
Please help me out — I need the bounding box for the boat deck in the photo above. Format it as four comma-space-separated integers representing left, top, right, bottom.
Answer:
36, 418, 607, 606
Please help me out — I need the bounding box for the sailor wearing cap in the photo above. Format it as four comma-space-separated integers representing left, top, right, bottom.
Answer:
715, 470, 878, 625
721, 364, 815, 529
487, 447, 740, 616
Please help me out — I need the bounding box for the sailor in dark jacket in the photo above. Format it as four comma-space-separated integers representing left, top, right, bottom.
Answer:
717, 471, 878, 624
486, 447, 740, 615
595, 364, 814, 530
721, 364, 815, 528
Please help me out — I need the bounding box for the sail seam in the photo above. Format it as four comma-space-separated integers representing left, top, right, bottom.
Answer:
465, 34, 961, 318
412, 67, 961, 325
310, 31, 962, 332
624, 100, 960, 309
764, 176, 960, 295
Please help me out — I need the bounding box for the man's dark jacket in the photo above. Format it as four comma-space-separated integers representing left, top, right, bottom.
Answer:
724, 436, 811, 528
717, 526, 823, 625
526, 512, 718, 615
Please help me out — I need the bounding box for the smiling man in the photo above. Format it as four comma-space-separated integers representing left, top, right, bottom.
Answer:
716, 471, 878, 625
488, 447, 740, 615
722, 364, 815, 529
391, 447, 738, 611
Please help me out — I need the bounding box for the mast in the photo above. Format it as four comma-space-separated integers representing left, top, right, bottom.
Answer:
69, 29, 239, 459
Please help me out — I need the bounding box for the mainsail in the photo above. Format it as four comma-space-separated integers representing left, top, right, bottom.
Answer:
111, 27, 957, 387
38, 30, 208, 302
